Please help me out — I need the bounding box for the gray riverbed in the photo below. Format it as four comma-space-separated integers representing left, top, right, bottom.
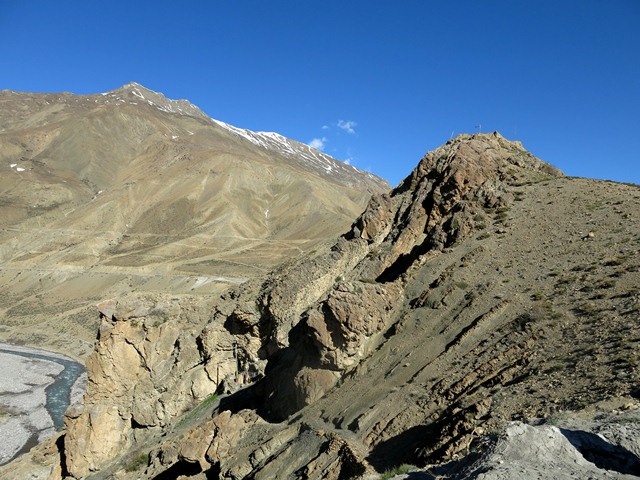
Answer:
0, 343, 86, 465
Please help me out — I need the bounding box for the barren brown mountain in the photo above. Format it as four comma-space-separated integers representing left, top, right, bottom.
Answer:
0, 83, 388, 358
2, 109, 639, 478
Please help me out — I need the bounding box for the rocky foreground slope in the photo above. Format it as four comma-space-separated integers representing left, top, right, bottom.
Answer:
0, 83, 387, 358
3, 132, 639, 479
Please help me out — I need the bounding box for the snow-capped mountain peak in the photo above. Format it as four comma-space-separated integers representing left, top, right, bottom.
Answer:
101, 82, 209, 120
99, 83, 388, 188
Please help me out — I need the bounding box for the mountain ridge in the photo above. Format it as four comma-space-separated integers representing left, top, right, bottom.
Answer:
1, 82, 387, 191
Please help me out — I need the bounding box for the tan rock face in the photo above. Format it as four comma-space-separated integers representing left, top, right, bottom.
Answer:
205, 410, 248, 464
64, 404, 130, 475
352, 193, 395, 242
252, 236, 376, 356
257, 281, 402, 420
378, 132, 542, 261
63, 293, 219, 477
306, 281, 401, 369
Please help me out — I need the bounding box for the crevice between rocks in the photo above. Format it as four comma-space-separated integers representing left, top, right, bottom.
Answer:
559, 427, 640, 476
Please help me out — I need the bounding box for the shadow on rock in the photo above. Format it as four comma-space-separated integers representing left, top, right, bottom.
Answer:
366, 425, 431, 471
559, 427, 640, 476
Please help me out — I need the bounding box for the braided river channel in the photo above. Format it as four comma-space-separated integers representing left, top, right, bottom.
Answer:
0, 343, 85, 465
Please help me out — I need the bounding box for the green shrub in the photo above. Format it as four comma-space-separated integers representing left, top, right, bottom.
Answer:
494, 212, 508, 223
380, 464, 415, 480
124, 451, 148, 472
176, 393, 219, 428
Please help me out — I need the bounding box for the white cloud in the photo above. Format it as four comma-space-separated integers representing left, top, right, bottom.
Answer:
309, 137, 327, 150
337, 119, 357, 134
343, 149, 355, 166
321, 125, 329, 130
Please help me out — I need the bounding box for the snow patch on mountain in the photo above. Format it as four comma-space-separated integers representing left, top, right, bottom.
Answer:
211, 119, 383, 184
101, 82, 209, 120
99, 83, 388, 187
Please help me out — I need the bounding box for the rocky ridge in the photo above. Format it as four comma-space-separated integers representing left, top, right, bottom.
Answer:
3, 132, 640, 479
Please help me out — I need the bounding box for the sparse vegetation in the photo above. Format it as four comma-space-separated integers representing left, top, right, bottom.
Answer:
494, 211, 509, 224
0, 405, 16, 417
572, 302, 601, 319
555, 274, 576, 286
124, 451, 149, 472
380, 464, 415, 479
176, 393, 219, 429
572, 264, 596, 272
586, 200, 605, 211
604, 257, 624, 267
596, 279, 616, 289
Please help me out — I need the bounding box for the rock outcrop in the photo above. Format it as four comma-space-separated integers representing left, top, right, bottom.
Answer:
429, 410, 640, 480
63, 294, 222, 477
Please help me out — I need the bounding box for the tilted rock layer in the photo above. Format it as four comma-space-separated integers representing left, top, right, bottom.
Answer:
4, 132, 640, 479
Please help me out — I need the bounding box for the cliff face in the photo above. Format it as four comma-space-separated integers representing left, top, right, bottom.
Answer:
5, 132, 640, 479
252, 132, 562, 420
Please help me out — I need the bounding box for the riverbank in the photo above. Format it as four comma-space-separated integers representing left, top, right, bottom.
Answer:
0, 343, 86, 465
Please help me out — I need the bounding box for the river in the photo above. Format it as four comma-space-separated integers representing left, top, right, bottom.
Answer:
0, 343, 86, 465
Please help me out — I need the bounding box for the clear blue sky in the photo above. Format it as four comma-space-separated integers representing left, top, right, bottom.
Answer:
1, 1, 638, 187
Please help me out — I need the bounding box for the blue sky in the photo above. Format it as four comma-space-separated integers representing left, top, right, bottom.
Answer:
1, 1, 638, 187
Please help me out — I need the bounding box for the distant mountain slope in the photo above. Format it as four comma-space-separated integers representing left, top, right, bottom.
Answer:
0, 83, 389, 357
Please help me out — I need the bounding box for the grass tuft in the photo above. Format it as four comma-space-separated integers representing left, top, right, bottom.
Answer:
124, 451, 149, 473
380, 464, 415, 480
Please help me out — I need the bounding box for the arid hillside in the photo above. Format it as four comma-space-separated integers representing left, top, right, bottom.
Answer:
0, 83, 388, 358
3, 132, 639, 479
